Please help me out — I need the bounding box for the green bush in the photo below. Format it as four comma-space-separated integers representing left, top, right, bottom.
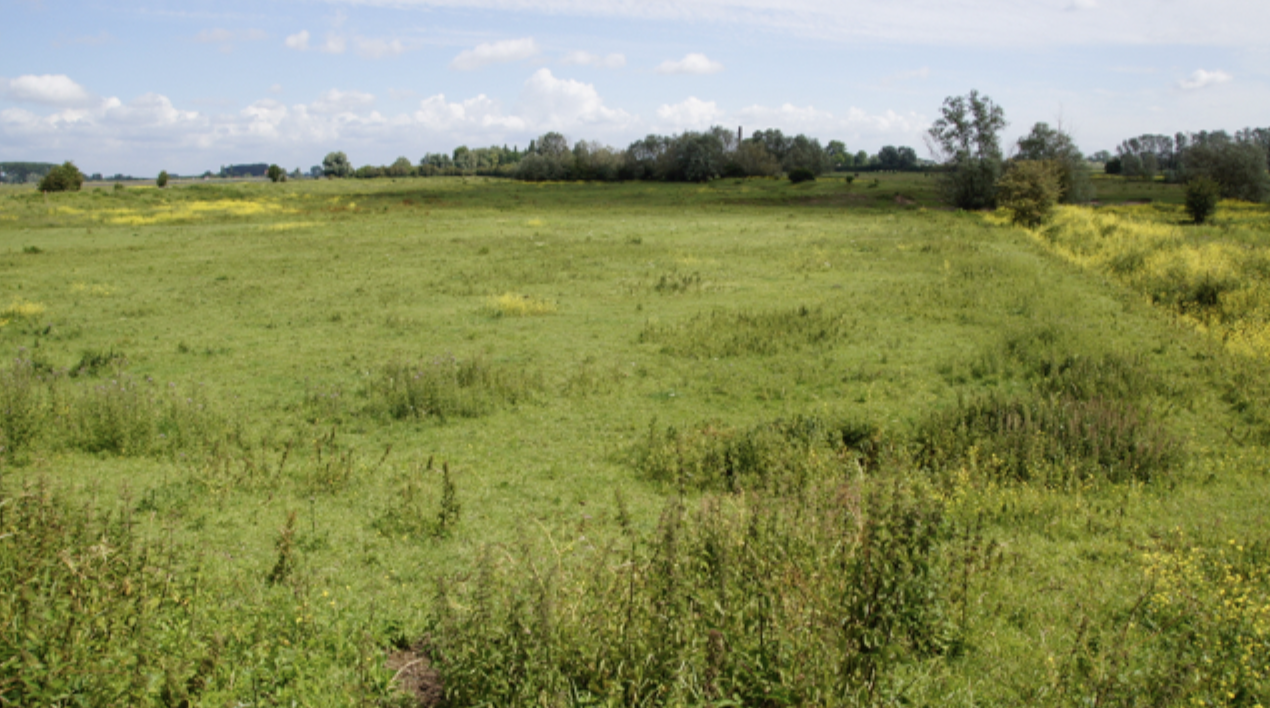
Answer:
996, 160, 1061, 227
156, 170, 169, 188
1185, 176, 1221, 224
787, 167, 816, 183
266, 164, 286, 183
36, 161, 85, 192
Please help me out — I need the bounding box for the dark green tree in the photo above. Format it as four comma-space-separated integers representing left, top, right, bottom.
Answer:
1015, 122, 1095, 203
927, 90, 1007, 209
1184, 177, 1221, 224
36, 161, 85, 192
997, 160, 1061, 227
1182, 137, 1269, 202
156, 170, 169, 188
322, 151, 353, 178
266, 164, 285, 182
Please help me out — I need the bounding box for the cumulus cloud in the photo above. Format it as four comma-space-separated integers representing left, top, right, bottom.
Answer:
284, 30, 310, 50
656, 53, 723, 75
1178, 69, 1232, 90
517, 68, 631, 129
2, 74, 96, 108
561, 50, 625, 68
655, 97, 722, 130
450, 38, 539, 71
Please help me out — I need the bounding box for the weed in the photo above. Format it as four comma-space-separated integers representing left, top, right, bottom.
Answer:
376, 457, 462, 540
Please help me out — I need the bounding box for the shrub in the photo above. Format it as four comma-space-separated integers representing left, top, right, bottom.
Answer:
156, 170, 169, 188
1182, 139, 1269, 203
36, 161, 84, 192
996, 160, 1061, 227
266, 164, 286, 183
787, 167, 816, 184
1185, 176, 1221, 224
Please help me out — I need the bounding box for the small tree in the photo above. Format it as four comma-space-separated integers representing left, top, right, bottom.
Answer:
37, 161, 85, 192
997, 160, 1061, 227
156, 170, 169, 188
788, 167, 816, 184
322, 151, 353, 178
927, 90, 1008, 209
1184, 177, 1221, 225
266, 164, 285, 183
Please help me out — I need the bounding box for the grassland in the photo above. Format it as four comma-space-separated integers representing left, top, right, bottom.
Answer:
2, 173, 1270, 706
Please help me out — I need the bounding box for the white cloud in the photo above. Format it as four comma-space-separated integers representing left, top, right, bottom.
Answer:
301, 0, 1270, 48
450, 38, 539, 71
561, 50, 625, 68
284, 30, 310, 50
2, 74, 96, 108
655, 97, 722, 130
413, 94, 525, 131
270, 83, 283, 94
355, 36, 407, 59
656, 53, 723, 75
1178, 69, 1232, 91
310, 89, 375, 114
517, 68, 631, 130
284, 30, 351, 54
321, 33, 348, 54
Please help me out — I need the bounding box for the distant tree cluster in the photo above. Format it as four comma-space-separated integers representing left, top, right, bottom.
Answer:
314, 130, 924, 185
1103, 128, 1269, 202
37, 162, 85, 192
1, 162, 58, 185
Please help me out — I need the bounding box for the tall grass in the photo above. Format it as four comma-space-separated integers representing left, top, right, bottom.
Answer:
427, 478, 951, 706
365, 355, 540, 422
639, 305, 855, 358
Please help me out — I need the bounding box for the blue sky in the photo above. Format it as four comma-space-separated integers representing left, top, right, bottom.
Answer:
3, 0, 1267, 175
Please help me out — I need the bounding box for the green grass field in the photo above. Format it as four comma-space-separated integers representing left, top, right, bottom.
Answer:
3, 174, 1270, 706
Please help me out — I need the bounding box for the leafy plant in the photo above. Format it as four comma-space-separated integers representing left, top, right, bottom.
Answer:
997, 159, 1061, 227
36, 161, 85, 192
1185, 176, 1221, 224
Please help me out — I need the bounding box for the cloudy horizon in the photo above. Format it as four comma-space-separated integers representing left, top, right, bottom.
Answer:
3, 0, 1267, 175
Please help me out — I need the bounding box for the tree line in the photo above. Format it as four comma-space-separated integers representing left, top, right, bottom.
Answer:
320, 130, 925, 183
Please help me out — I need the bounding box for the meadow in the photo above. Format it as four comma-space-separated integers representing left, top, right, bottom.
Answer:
2, 172, 1270, 707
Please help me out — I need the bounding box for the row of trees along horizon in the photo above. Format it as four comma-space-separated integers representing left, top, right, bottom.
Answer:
15, 90, 1270, 213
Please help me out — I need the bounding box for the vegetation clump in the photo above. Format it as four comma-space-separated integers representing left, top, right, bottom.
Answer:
639, 305, 853, 358
1185, 175, 1221, 224
426, 480, 951, 706
366, 355, 538, 422
996, 159, 1061, 227
36, 161, 85, 192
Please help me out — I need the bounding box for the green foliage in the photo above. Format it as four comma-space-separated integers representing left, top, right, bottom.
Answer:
1015, 122, 1096, 204
997, 159, 1062, 227
266, 164, 286, 183
36, 161, 85, 192
156, 170, 169, 188
632, 415, 879, 493
915, 392, 1180, 485
787, 167, 816, 183
1185, 176, 1222, 224
929, 90, 1007, 209
365, 355, 539, 422
638, 305, 854, 357
376, 458, 462, 540
428, 479, 951, 707
322, 151, 353, 178
1183, 138, 1269, 203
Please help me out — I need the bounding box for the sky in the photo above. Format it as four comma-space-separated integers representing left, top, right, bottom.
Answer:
2, 0, 1268, 176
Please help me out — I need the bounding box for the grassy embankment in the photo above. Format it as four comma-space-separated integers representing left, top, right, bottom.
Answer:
2, 173, 1269, 706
